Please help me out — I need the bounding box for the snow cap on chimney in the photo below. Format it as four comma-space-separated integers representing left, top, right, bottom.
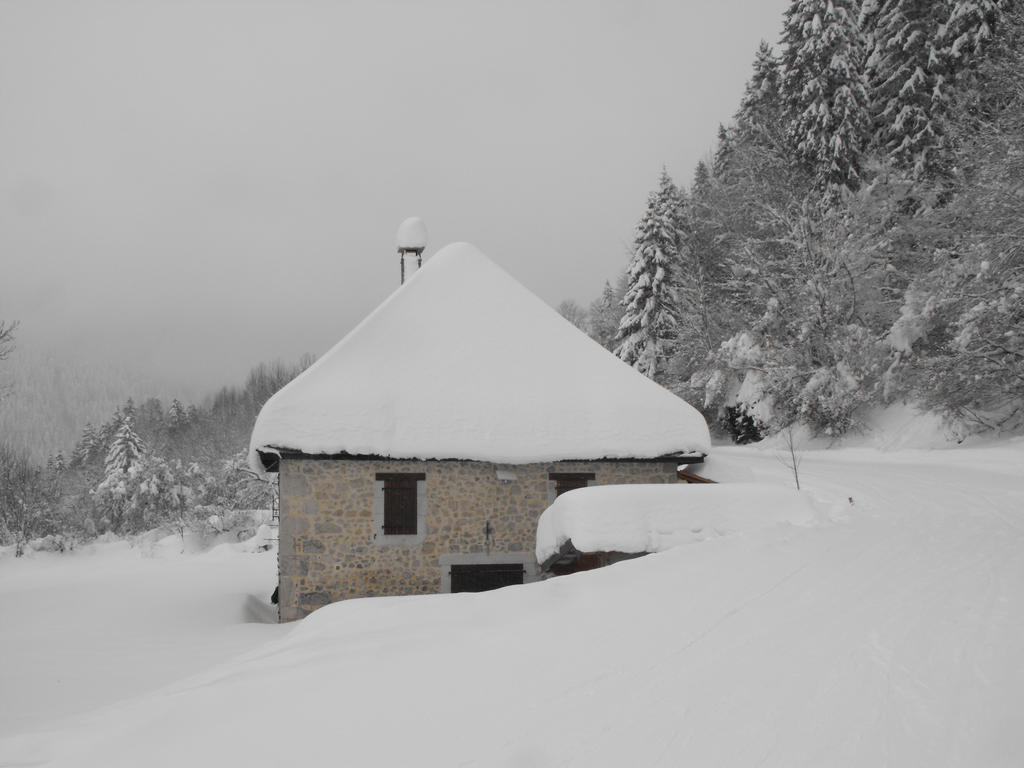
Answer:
396, 217, 428, 252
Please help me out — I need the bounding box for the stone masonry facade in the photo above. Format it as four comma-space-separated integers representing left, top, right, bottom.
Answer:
277, 457, 678, 621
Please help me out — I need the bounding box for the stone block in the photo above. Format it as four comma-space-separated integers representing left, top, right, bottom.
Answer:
280, 471, 311, 498
299, 538, 325, 554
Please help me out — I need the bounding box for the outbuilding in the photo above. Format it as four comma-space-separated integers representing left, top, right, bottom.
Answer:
535, 483, 818, 576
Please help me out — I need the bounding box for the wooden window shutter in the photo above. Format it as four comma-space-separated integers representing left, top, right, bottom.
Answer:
549, 472, 595, 497
377, 473, 424, 535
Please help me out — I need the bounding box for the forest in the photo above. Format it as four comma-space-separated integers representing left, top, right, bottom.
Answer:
571, 0, 1022, 441
2, 0, 1022, 548
0, 354, 312, 552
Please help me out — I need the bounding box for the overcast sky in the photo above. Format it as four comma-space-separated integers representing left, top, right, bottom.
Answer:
2, 0, 789, 395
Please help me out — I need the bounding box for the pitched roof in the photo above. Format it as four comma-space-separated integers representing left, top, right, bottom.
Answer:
249, 242, 710, 470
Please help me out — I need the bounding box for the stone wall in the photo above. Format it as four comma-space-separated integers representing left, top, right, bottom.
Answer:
277, 457, 678, 621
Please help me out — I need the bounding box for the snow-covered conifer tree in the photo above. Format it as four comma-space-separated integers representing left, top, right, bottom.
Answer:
670, 162, 733, 385
727, 41, 800, 203
941, 0, 1005, 65
104, 415, 144, 476
886, 1, 1024, 424
94, 415, 145, 532
70, 422, 98, 468
711, 125, 736, 181
862, 0, 952, 176
736, 41, 785, 144
97, 411, 121, 453
691, 161, 712, 198
780, 0, 872, 191
614, 170, 686, 379
167, 398, 188, 433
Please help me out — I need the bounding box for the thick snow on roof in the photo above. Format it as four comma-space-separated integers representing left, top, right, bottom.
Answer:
396, 217, 427, 250
536, 483, 818, 564
249, 242, 709, 470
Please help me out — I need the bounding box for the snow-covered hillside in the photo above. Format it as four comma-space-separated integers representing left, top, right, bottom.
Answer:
2, 441, 1022, 767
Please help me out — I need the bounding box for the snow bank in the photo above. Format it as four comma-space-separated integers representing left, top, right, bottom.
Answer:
0, 537, 281, 738
249, 242, 710, 471
536, 483, 818, 564
2, 443, 1023, 767
852, 403, 968, 448
238, 523, 276, 553
754, 404, 972, 453
680, 451, 758, 483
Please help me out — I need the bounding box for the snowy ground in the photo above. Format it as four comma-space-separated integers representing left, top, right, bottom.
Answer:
0, 534, 283, 739
2, 438, 1023, 766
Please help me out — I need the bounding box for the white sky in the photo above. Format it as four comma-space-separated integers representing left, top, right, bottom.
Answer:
1, 0, 788, 395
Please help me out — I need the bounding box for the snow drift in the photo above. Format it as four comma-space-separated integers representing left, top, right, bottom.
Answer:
535, 482, 819, 564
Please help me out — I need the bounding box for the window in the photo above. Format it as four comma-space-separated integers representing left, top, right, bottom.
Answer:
549, 472, 595, 497
372, 473, 426, 546
376, 473, 425, 536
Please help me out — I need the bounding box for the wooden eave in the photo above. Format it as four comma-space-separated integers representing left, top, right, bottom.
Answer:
539, 539, 583, 573
539, 539, 646, 574
259, 447, 706, 473
677, 468, 716, 484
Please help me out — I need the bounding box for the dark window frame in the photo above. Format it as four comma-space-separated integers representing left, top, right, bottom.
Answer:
376, 472, 425, 536
549, 472, 595, 497
449, 563, 526, 593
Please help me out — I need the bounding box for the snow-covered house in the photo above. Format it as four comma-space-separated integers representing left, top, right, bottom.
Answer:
249, 242, 710, 620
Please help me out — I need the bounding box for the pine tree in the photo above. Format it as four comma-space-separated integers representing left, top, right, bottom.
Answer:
862, 0, 952, 175
712, 124, 735, 181
136, 397, 164, 433
780, 0, 873, 191
70, 422, 98, 467
691, 161, 712, 198
614, 170, 686, 378
893, 1, 1024, 424
167, 399, 188, 432
736, 41, 785, 147
672, 162, 731, 381
104, 415, 144, 476
942, 0, 1005, 65
728, 40, 803, 206
97, 411, 121, 453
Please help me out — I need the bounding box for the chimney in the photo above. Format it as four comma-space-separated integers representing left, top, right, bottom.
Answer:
396, 217, 428, 284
